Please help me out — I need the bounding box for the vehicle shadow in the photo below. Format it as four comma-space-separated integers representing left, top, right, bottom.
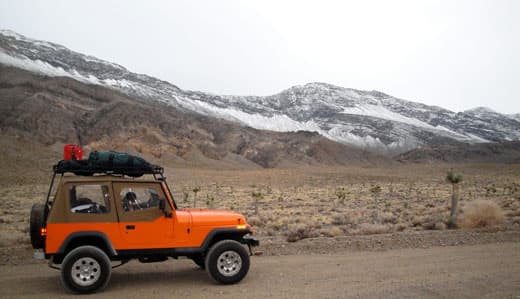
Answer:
14, 262, 214, 296
109, 264, 212, 288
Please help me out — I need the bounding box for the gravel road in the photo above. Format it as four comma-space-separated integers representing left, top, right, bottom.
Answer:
1, 242, 519, 299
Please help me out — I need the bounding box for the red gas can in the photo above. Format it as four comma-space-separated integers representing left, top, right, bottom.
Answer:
63, 144, 83, 160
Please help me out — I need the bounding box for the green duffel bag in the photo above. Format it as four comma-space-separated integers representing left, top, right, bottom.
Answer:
88, 151, 151, 173
55, 159, 93, 176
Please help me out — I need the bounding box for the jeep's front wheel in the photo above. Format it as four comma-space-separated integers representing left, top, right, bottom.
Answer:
60, 246, 112, 294
205, 240, 250, 284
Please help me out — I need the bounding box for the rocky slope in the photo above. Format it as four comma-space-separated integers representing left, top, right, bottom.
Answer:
0, 65, 388, 168
1, 29, 519, 156
396, 141, 520, 163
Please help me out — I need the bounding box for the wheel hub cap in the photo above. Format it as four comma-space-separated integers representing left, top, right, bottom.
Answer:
217, 250, 242, 277
71, 257, 101, 286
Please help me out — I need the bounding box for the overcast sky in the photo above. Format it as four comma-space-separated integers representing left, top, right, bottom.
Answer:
1, 0, 519, 113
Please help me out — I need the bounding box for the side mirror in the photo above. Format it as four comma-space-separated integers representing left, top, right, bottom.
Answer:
158, 198, 166, 211
158, 198, 172, 218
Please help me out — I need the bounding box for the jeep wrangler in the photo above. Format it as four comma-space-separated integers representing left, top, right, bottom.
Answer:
30, 151, 258, 294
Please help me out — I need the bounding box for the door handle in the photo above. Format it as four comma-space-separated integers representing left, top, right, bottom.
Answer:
126, 225, 135, 230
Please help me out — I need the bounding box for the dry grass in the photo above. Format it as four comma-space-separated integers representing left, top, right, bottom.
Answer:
459, 200, 505, 229
285, 224, 318, 242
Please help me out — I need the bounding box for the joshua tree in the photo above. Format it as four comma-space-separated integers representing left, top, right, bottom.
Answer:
182, 188, 189, 204
335, 187, 347, 205
446, 170, 463, 227
192, 186, 201, 208
251, 191, 263, 215
370, 184, 382, 201
206, 194, 215, 208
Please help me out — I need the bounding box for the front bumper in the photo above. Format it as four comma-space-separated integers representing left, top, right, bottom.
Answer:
241, 235, 259, 255
241, 235, 259, 247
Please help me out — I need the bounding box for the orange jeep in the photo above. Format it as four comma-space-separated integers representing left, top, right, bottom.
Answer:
30, 152, 258, 294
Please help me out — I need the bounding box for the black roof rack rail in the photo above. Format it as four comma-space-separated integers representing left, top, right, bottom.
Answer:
53, 161, 164, 177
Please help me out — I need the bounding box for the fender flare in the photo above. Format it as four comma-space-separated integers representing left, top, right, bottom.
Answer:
199, 227, 252, 251
57, 231, 117, 256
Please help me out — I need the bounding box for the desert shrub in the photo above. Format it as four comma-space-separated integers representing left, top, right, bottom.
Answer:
379, 212, 397, 224
370, 185, 382, 194
485, 185, 497, 196
434, 221, 447, 230
506, 210, 520, 217
411, 216, 425, 227
247, 216, 263, 227
395, 222, 408, 231
285, 224, 317, 242
418, 215, 447, 230
320, 226, 343, 237
358, 223, 391, 235
331, 211, 360, 226
459, 200, 505, 228
332, 213, 347, 225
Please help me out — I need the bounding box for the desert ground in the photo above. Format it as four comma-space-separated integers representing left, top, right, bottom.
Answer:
1, 242, 519, 298
1, 163, 519, 297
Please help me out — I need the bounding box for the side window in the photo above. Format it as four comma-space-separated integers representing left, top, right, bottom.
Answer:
120, 187, 160, 212
69, 184, 110, 214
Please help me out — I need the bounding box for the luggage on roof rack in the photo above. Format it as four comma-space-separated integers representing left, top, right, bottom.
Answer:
53, 151, 163, 177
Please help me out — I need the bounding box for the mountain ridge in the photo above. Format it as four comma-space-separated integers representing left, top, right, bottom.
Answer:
0, 64, 393, 168
1, 29, 519, 156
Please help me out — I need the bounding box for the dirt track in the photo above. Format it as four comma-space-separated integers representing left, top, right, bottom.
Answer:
1, 242, 519, 299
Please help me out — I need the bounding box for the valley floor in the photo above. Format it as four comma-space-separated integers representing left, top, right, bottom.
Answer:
1, 163, 520, 248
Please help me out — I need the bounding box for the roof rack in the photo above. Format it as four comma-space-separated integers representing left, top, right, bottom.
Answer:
53, 160, 164, 177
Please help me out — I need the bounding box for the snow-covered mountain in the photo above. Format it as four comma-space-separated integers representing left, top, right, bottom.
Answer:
1, 29, 519, 154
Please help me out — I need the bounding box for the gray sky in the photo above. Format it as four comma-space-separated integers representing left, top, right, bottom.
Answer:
1, 0, 519, 114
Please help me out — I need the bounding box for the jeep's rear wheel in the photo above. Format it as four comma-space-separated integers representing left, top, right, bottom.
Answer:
60, 246, 111, 294
29, 203, 45, 249
205, 240, 250, 284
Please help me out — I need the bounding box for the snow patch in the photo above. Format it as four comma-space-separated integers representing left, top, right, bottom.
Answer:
464, 133, 489, 143
342, 104, 435, 129
185, 99, 324, 133
83, 55, 125, 70
0, 51, 103, 86
0, 29, 23, 40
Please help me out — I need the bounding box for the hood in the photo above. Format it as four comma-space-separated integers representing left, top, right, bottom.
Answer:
182, 208, 248, 227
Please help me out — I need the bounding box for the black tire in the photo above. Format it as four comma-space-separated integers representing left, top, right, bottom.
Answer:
205, 240, 250, 284
191, 254, 205, 269
60, 246, 112, 294
29, 203, 45, 249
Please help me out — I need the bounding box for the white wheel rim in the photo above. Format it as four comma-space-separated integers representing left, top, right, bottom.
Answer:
71, 257, 101, 286
217, 250, 242, 277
